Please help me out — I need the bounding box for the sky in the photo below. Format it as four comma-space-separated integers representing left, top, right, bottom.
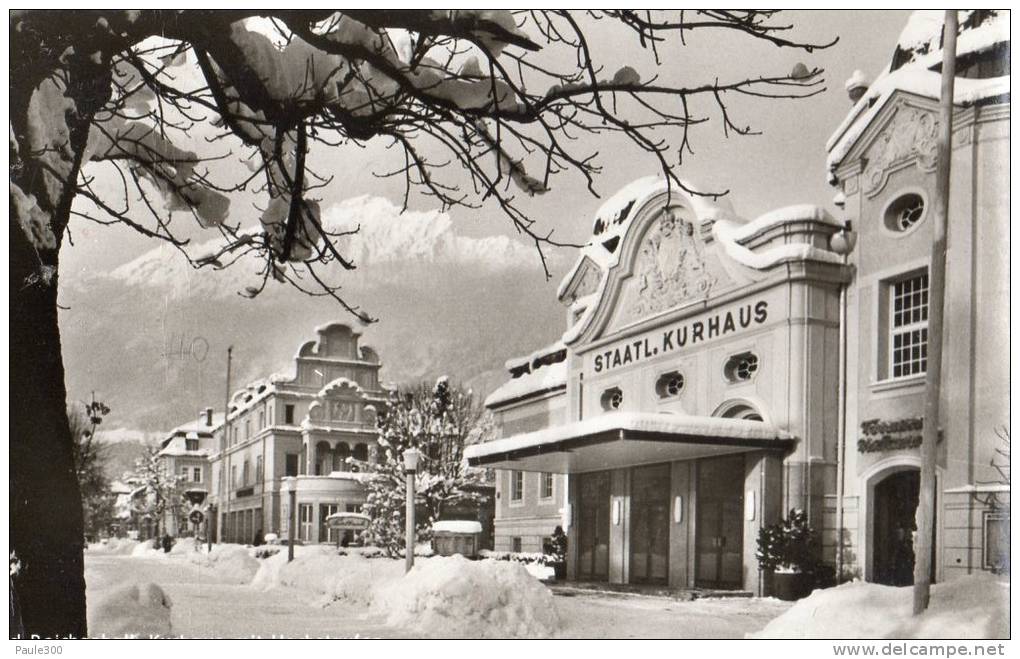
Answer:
54, 10, 919, 433
60, 10, 912, 279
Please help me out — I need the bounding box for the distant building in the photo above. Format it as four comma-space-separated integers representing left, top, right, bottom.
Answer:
156, 323, 391, 544
209, 323, 390, 545
470, 11, 1008, 592
157, 409, 220, 536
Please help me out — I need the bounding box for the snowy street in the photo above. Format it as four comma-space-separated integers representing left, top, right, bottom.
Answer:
86, 554, 409, 639
84, 547, 792, 639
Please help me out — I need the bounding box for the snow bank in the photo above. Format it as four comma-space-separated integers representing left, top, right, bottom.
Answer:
752, 574, 1009, 639
374, 555, 560, 638
251, 549, 559, 637
87, 538, 139, 556
88, 582, 172, 638
185, 544, 260, 584
131, 539, 164, 557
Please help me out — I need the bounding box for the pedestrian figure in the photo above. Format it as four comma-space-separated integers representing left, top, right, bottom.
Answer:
253, 528, 264, 547
161, 533, 172, 553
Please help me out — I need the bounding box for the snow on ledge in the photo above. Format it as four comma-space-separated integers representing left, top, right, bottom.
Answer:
712, 217, 844, 271
465, 411, 791, 460
432, 520, 483, 534
484, 360, 567, 409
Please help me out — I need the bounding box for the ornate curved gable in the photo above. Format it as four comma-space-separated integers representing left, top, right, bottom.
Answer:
566, 186, 738, 348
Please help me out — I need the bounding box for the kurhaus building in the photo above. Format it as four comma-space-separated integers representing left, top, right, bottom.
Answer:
469, 11, 1008, 593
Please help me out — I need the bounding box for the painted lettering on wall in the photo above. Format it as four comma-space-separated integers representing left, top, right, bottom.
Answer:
857, 417, 924, 453
592, 300, 768, 373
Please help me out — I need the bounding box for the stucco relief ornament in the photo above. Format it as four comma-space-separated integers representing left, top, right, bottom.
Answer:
329, 400, 356, 422
862, 107, 939, 197
629, 207, 715, 319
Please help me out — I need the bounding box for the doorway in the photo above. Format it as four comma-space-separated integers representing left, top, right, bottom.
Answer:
577, 471, 611, 580
695, 455, 745, 589
630, 464, 671, 584
872, 468, 935, 586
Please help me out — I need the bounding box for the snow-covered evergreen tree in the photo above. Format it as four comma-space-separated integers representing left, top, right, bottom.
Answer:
131, 446, 186, 539
364, 377, 492, 556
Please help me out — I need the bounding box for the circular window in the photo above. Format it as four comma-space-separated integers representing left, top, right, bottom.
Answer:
884, 193, 926, 233
601, 387, 623, 411
724, 352, 759, 383
655, 371, 685, 399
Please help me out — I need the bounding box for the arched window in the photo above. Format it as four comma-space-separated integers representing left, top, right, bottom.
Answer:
718, 402, 764, 422
334, 442, 351, 471
352, 443, 368, 463
315, 441, 332, 475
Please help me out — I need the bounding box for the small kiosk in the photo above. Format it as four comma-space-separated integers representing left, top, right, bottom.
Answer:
431, 520, 483, 558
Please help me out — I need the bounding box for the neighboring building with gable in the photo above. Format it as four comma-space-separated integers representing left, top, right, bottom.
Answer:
825, 9, 1009, 585
157, 408, 221, 535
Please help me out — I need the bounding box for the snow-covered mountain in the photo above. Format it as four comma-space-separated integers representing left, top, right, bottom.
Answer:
59, 196, 569, 432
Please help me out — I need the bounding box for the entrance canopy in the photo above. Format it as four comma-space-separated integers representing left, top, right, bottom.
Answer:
464, 412, 794, 473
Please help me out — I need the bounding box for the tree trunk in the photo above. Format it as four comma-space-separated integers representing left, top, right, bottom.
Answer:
10, 56, 109, 638
10, 223, 87, 639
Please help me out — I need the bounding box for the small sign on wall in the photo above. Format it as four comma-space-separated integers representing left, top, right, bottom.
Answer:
745, 490, 756, 521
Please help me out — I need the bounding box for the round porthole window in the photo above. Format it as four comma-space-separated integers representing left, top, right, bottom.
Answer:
601, 387, 623, 411
655, 371, 685, 399
724, 352, 759, 383
884, 193, 926, 233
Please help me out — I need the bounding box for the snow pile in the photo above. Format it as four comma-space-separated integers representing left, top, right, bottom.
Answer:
87, 538, 139, 556
373, 555, 560, 638
752, 574, 1009, 639
131, 539, 164, 557
251, 549, 559, 637
184, 544, 261, 584
87, 582, 173, 638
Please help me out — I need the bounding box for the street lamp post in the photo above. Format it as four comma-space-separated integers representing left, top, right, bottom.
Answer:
206, 503, 215, 553
283, 477, 297, 562
403, 448, 421, 573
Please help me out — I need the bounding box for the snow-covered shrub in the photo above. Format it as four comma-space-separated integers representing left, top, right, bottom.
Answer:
130, 539, 163, 557
479, 550, 551, 565
374, 555, 559, 638
87, 582, 172, 638
756, 509, 817, 574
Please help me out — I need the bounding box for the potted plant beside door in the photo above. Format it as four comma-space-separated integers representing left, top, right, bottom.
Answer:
756, 509, 818, 601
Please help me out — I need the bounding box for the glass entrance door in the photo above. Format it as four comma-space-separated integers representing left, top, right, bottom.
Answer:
577, 471, 611, 580
695, 455, 745, 589
630, 464, 671, 584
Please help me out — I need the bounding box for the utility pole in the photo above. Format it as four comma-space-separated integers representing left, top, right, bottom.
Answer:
914, 9, 957, 616
221, 346, 233, 543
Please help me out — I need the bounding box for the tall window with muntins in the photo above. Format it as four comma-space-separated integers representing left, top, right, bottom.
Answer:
541, 473, 554, 500
510, 470, 524, 502
890, 273, 929, 378
185, 438, 199, 451
299, 504, 314, 542
655, 371, 685, 398
885, 193, 925, 232
192, 467, 202, 483
724, 352, 759, 383
284, 404, 295, 425
600, 387, 624, 411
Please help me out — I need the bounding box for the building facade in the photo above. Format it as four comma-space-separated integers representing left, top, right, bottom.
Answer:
155, 323, 391, 544
470, 10, 1009, 593
825, 9, 1009, 585
157, 409, 220, 536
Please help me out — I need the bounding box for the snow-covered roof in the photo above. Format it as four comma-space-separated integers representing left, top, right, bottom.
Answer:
465, 411, 792, 462
557, 175, 737, 345
485, 360, 568, 409
711, 205, 845, 271
827, 10, 1008, 174
432, 520, 483, 534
